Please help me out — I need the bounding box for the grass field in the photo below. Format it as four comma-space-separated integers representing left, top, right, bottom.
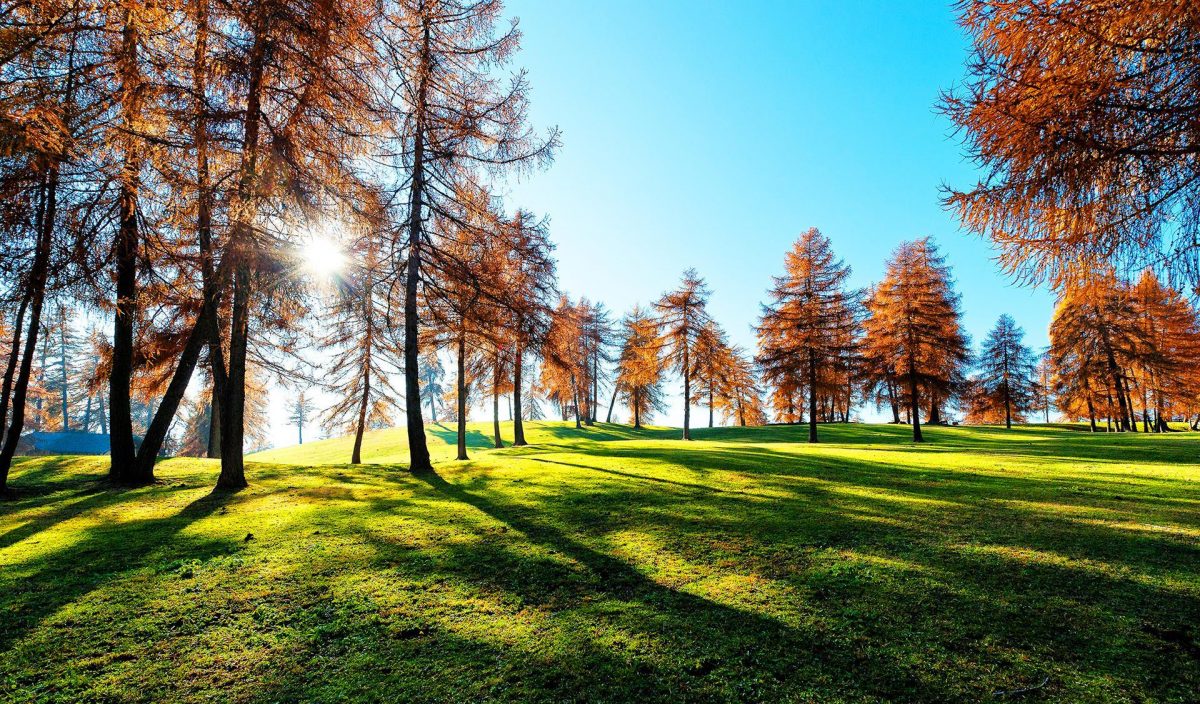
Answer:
2, 422, 1198, 703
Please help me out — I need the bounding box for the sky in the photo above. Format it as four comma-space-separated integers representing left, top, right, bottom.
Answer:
267, 0, 1058, 446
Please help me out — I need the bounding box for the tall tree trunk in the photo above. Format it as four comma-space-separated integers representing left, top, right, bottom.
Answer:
1003, 379, 1012, 429
0, 290, 31, 446
512, 344, 526, 446
136, 317, 209, 474
82, 395, 92, 433
492, 351, 503, 448
908, 355, 923, 443
571, 374, 582, 429
633, 387, 641, 429
708, 382, 714, 429
1086, 392, 1097, 432
807, 347, 818, 443
402, 19, 434, 474
456, 332, 468, 461
351, 365, 369, 464
0, 166, 57, 492
587, 352, 597, 425
605, 383, 618, 423
207, 384, 221, 458
58, 322, 68, 430
682, 344, 691, 440
109, 9, 145, 485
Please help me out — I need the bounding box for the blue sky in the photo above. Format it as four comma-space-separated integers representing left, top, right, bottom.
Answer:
499, 0, 1056, 424
268, 0, 1058, 445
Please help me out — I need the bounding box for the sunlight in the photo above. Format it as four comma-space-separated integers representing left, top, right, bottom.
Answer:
301, 232, 346, 278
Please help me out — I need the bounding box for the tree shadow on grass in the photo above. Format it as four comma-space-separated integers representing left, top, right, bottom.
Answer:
0, 487, 246, 655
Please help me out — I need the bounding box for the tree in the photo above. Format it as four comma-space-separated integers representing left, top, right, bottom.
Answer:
690, 321, 732, 429
861, 239, 969, 442
288, 390, 313, 445
715, 346, 767, 427
756, 229, 860, 442
500, 210, 556, 446
943, 2, 1200, 287
383, 0, 558, 473
974, 314, 1038, 429
319, 221, 404, 464
655, 269, 714, 440
1048, 274, 1145, 432
615, 306, 665, 429
418, 351, 446, 424
541, 298, 586, 428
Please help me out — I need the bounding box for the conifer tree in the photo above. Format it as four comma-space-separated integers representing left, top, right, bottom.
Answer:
861, 239, 969, 442
615, 306, 665, 429
757, 229, 860, 442
974, 314, 1038, 429
655, 269, 713, 440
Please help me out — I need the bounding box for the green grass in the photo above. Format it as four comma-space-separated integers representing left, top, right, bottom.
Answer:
2, 422, 1198, 702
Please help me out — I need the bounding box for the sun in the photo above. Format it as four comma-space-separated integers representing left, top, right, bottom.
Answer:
301, 234, 346, 278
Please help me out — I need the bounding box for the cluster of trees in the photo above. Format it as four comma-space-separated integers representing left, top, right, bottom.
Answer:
0, 0, 559, 494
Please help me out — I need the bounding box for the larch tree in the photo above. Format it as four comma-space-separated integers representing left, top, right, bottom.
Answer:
756, 228, 860, 442
540, 297, 586, 428
319, 216, 404, 464
861, 239, 969, 442
690, 321, 732, 429
715, 345, 767, 427
287, 389, 313, 445
500, 210, 556, 446
381, 0, 558, 473
974, 314, 1038, 429
615, 305, 665, 430
943, 1, 1200, 288
655, 269, 714, 441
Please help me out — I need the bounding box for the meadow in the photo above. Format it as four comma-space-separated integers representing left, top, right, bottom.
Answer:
1, 422, 1198, 703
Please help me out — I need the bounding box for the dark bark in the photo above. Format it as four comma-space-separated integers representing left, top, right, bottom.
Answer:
0, 290, 31, 446
682, 343, 691, 440
217, 12, 270, 490
807, 347, 818, 443
512, 344, 526, 446
456, 332, 467, 461
135, 314, 208, 475
0, 166, 57, 492
908, 356, 923, 443
492, 351, 503, 448
605, 383, 618, 424
109, 10, 145, 485
402, 18, 434, 474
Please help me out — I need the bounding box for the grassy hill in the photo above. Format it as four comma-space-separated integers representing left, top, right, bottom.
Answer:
2, 422, 1199, 702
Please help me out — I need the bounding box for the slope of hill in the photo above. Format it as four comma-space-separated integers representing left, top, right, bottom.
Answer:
2, 422, 1198, 702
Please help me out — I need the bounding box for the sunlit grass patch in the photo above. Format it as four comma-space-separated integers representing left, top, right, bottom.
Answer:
2, 422, 1199, 702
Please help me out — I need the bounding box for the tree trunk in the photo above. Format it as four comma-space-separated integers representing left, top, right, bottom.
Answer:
605, 383, 618, 423
908, 356, 923, 443
402, 18, 434, 474
1003, 379, 1012, 430
492, 351, 503, 449
571, 374, 582, 429
351, 364, 369, 464
587, 352, 597, 425
135, 315, 209, 474
633, 387, 641, 429
0, 291, 30, 446
1086, 393, 1097, 432
807, 347, 818, 443
207, 384, 221, 458
682, 344, 691, 440
512, 344, 526, 446
58, 322, 68, 430
456, 332, 468, 461
109, 9, 145, 486
0, 166, 57, 492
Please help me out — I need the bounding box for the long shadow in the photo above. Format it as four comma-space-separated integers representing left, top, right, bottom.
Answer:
410, 467, 961, 702
0, 487, 245, 654
425, 424, 494, 451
